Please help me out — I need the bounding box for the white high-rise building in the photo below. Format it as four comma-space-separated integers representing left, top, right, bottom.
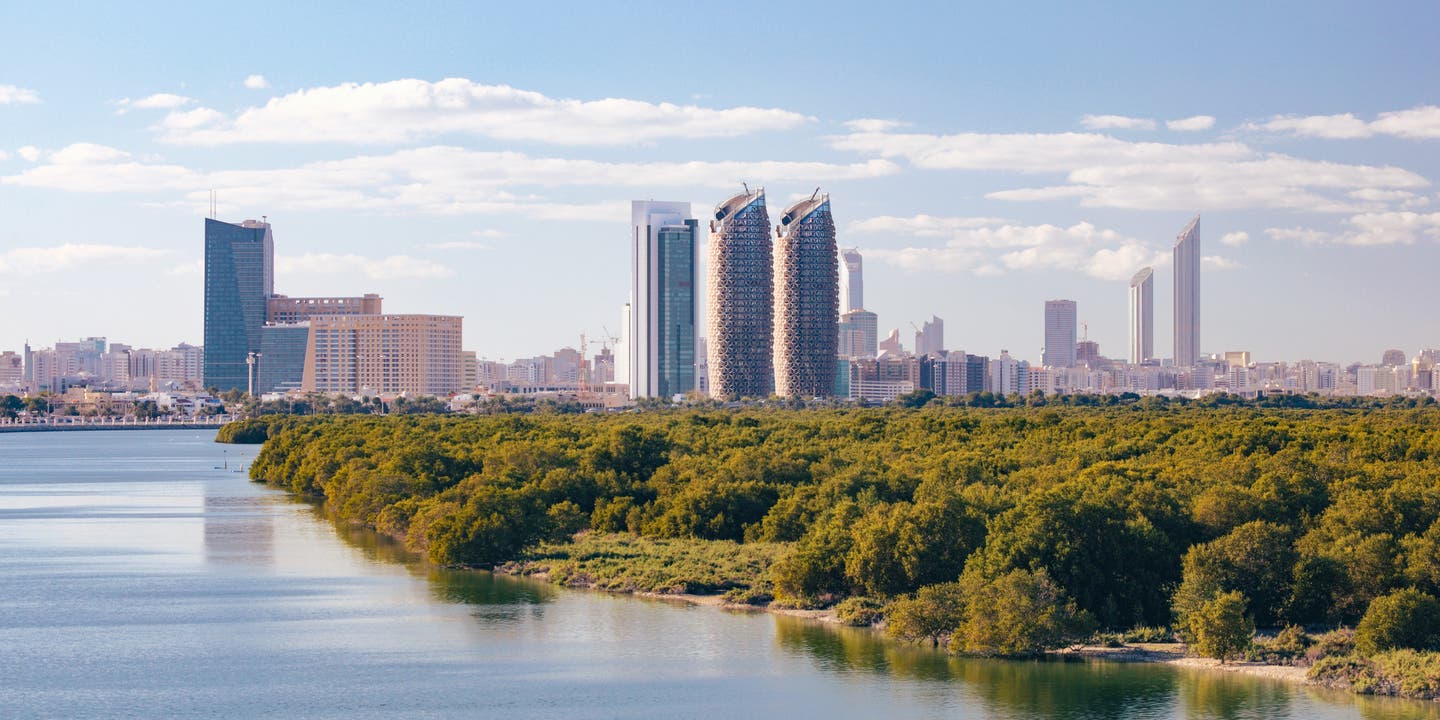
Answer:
839, 248, 864, 313
1043, 300, 1077, 368
629, 201, 699, 399
1174, 215, 1201, 366
1129, 267, 1154, 364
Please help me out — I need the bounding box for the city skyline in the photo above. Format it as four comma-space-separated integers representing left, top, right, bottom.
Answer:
3, 3, 1440, 364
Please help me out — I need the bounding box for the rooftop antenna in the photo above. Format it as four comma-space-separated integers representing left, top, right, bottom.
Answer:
742, 182, 750, 195
811, 187, 821, 201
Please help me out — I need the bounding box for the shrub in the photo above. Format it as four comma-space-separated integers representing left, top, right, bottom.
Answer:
1309, 650, 1440, 700
885, 582, 965, 647
1191, 590, 1253, 663
1305, 628, 1356, 666
1355, 588, 1440, 655
834, 597, 885, 627
1246, 625, 1311, 665
1123, 626, 1175, 644
950, 567, 1095, 657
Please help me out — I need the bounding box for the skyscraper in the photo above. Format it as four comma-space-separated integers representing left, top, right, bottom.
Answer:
1043, 300, 1077, 368
914, 316, 944, 357
630, 201, 699, 399
1129, 266, 1154, 364
203, 218, 273, 392
1173, 215, 1201, 366
838, 309, 878, 358
302, 314, 463, 396
707, 187, 772, 398
774, 192, 838, 397
839, 248, 864, 313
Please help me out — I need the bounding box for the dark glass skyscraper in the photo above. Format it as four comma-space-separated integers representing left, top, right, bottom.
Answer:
203, 218, 273, 392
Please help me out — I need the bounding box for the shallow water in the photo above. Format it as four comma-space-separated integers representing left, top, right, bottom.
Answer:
0, 430, 1433, 719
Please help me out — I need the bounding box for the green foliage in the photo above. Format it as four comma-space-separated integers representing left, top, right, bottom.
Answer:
500, 532, 783, 595
1172, 521, 1294, 631
1245, 625, 1312, 665
834, 596, 885, 627
1355, 588, 1440, 655
215, 417, 283, 444
242, 404, 1440, 643
884, 582, 965, 647
1309, 650, 1440, 700
1122, 626, 1175, 644
1190, 590, 1254, 663
950, 567, 1094, 657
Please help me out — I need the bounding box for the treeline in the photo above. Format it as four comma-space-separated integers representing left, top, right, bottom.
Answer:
240, 405, 1440, 653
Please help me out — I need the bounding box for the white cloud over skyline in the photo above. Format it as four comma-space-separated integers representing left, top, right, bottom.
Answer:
831, 127, 1429, 213
243, 74, 269, 89
1249, 105, 1440, 140
852, 215, 1167, 281
0, 243, 168, 273
277, 253, 455, 280
154, 78, 816, 146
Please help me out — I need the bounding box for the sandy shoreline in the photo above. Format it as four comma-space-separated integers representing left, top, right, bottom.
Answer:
509, 572, 1313, 686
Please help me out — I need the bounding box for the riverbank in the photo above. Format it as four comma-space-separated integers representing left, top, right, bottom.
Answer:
495, 562, 1317, 686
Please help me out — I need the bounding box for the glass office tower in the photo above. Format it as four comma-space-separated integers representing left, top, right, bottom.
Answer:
203, 218, 273, 392
629, 201, 699, 399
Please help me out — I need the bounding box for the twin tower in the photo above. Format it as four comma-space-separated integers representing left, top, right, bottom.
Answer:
630, 188, 838, 400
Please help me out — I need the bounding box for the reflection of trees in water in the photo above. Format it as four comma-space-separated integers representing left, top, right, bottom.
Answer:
1297, 684, 1440, 720
775, 617, 1193, 719
311, 499, 556, 623
1176, 670, 1292, 720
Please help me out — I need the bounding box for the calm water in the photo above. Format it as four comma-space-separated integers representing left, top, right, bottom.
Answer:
0, 431, 1434, 719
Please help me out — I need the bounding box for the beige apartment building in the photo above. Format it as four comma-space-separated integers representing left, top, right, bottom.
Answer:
266, 294, 383, 324
302, 314, 463, 397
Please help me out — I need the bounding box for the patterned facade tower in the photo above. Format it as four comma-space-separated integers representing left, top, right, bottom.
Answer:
707, 188, 773, 398
773, 192, 838, 397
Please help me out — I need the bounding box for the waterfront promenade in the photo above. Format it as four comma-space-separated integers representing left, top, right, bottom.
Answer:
0, 416, 238, 433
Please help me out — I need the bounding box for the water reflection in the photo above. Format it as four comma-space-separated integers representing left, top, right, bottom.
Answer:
311, 499, 556, 623
773, 615, 1440, 720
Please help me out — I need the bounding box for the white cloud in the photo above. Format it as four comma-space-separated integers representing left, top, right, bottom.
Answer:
855, 215, 1163, 280
843, 118, 909, 133
425, 241, 490, 250
832, 126, 1428, 213
158, 107, 228, 130
156, 78, 815, 145
16, 146, 40, 162
1249, 113, 1372, 139
1266, 211, 1440, 246
243, 74, 270, 90
165, 260, 203, 276
1249, 105, 1440, 140
1219, 231, 1250, 247
0, 85, 40, 105
278, 253, 455, 279
1202, 255, 1242, 270
2, 143, 897, 220
470, 229, 507, 239
1080, 114, 1156, 130
116, 93, 193, 113
0, 243, 168, 273
0, 150, 7, 161
1167, 115, 1216, 131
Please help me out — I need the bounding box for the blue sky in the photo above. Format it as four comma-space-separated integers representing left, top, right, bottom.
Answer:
2, 1, 1438, 364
